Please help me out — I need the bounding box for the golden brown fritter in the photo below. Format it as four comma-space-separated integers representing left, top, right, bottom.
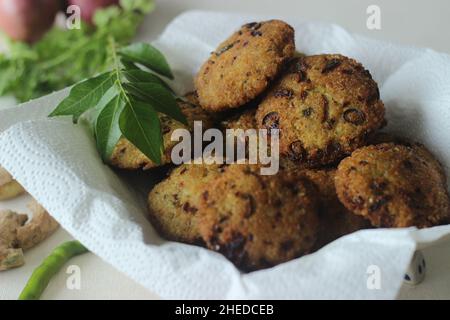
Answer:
368, 133, 447, 183
197, 164, 319, 271
297, 168, 371, 249
195, 20, 295, 112
148, 163, 224, 244
110, 92, 215, 170
335, 143, 450, 228
255, 54, 386, 167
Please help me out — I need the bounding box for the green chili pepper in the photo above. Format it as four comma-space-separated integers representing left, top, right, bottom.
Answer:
18, 241, 88, 300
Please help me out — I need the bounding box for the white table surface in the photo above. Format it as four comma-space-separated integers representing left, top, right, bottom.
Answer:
1, 0, 450, 300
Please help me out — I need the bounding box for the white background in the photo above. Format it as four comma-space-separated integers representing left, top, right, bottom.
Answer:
1, 0, 450, 300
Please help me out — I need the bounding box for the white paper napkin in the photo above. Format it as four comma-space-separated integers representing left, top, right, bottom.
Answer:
1, 11, 450, 299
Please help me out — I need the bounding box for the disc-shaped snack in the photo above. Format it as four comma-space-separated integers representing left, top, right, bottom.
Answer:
110, 92, 215, 170
195, 20, 295, 112
148, 163, 224, 244
198, 164, 319, 271
335, 143, 450, 228
255, 54, 386, 167
368, 133, 447, 184
298, 168, 371, 249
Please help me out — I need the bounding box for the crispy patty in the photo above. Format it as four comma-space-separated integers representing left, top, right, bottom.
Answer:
110, 92, 215, 170
197, 164, 319, 271
368, 133, 447, 183
195, 20, 295, 112
335, 143, 450, 228
148, 162, 224, 243
255, 54, 386, 167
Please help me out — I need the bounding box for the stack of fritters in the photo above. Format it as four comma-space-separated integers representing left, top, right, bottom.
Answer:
110, 20, 450, 271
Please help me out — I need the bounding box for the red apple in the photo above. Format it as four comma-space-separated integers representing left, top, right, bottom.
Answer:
0, 0, 60, 43
68, 0, 119, 24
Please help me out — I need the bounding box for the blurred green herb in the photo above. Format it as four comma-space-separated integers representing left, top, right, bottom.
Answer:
49, 39, 186, 165
0, 0, 155, 102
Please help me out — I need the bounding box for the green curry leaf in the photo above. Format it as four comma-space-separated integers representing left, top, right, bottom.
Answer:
118, 43, 174, 79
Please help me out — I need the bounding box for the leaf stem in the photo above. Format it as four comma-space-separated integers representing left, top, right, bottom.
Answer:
108, 36, 163, 164
108, 36, 131, 105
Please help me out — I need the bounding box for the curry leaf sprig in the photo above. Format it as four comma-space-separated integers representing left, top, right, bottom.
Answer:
49, 40, 186, 165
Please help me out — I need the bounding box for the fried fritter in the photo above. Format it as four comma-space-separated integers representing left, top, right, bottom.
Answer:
335, 143, 450, 228
110, 92, 215, 170
198, 164, 319, 271
195, 20, 295, 112
148, 162, 224, 244
255, 54, 386, 167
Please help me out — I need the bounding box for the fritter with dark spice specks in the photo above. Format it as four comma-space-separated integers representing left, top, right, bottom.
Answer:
335, 143, 450, 228
110, 92, 215, 170
195, 20, 295, 112
198, 164, 319, 271
255, 54, 386, 167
